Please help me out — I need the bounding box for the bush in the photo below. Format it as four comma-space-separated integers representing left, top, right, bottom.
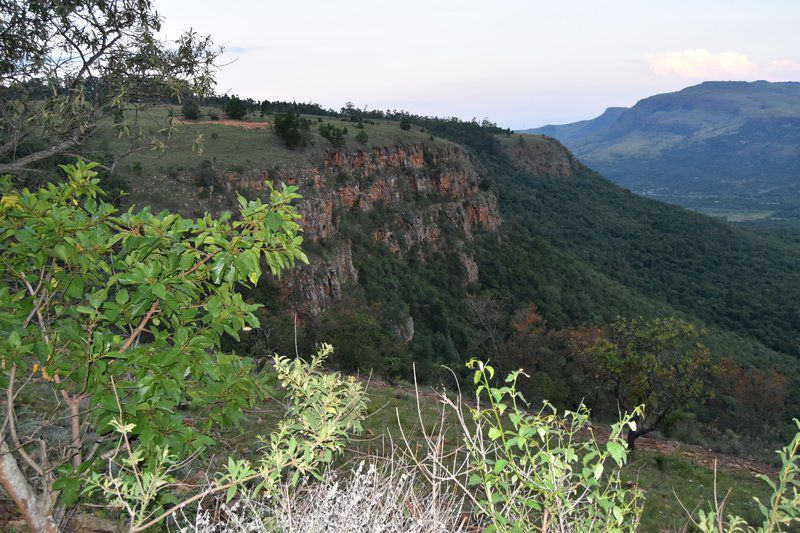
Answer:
272, 460, 469, 532
182, 99, 201, 120
273, 110, 309, 149
355, 130, 368, 145
224, 96, 247, 119
319, 123, 347, 148
0, 161, 314, 530
405, 360, 644, 531
194, 159, 218, 188
400, 117, 411, 130
209, 112, 220, 120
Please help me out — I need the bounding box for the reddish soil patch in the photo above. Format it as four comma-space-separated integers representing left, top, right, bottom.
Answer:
179, 118, 270, 129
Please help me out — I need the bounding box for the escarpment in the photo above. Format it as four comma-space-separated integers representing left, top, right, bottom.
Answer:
500, 135, 584, 178
203, 143, 501, 316
154, 135, 586, 319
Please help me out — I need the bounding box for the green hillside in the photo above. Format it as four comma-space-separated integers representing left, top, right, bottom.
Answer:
76, 105, 800, 444
524, 81, 800, 218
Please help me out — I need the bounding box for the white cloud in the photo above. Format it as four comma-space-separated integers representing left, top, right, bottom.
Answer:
769, 59, 800, 73
645, 49, 757, 78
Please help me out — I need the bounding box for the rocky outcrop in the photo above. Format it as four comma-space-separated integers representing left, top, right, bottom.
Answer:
283, 241, 358, 315
188, 143, 501, 316
501, 135, 583, 178
459, 252, 480, 284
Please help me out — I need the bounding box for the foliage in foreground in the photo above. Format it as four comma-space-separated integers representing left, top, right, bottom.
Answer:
401, 361, 644, 532
0, 160, 310, 531
85, 344, 367, 531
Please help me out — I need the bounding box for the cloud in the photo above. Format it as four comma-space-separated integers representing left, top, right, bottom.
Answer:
645, 49, 757, 78
769, 59, 800, 73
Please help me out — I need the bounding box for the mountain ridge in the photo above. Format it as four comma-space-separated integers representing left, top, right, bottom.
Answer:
521, 81, 800, 217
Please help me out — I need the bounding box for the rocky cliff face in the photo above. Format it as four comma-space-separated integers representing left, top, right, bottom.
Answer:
500, 135, 583, 178
204, 143, 500, 315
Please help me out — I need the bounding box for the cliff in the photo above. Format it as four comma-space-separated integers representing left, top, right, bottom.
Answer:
215, 143, 500, 315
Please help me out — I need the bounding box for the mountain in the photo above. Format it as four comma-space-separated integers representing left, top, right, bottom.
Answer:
522, 81, 800, 218
82, 106, 800, 433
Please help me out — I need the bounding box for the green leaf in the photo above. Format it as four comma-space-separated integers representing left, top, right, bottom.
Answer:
115, 289, 129, 304
606, 441, 626, 466
488, 427, 503, 441
66, 277, 85, 299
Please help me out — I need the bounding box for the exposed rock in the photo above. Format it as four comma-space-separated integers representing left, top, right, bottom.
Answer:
501, 136, 583, 178
283, 241, 359, 315
459, 252, 480, 284
394, 315, 415, 343
176, 143, 502, 315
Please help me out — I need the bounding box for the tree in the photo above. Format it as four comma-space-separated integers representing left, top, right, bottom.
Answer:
355, 129, 369, 145
181, 99, 201, 120
319, 123, 347, 148
399, 116, 411, 130
576, 317, 713, 450
0, 160, 310, 530
224, 95, 247, 120
0, 0, 220, 174
273, 110, 308, 149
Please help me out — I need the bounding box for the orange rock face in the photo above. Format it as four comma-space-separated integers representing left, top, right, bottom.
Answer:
207, 143, 501, 315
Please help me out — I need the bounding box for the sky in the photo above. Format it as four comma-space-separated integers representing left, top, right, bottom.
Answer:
156, 0, 800, 129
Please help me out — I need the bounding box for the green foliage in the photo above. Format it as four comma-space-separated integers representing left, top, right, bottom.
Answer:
355, 129, 369, 145
447, 360, 644, 530
273, 110, 309, 149
0, 159, 309, 526
224, 96, 248, 120
84, 344, 367, 530
577, 317, 713, 448
314, 297, 406, 376
181, 99, 201, 120
399, 116, 412, 130
0, 1, 219, 173
319, 123, 347, 148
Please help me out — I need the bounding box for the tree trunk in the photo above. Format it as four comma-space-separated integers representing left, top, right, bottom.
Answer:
626, 429, 639, 451
626, 427, 653, 451
0, 439, 60, 532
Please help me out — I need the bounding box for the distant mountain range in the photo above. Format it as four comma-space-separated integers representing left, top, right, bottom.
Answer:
521, 81, 800, 219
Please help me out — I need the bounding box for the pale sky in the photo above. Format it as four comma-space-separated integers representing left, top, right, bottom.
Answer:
156, 0, 800, 129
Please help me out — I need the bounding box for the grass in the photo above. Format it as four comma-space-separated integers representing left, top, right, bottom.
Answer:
350, 381, 774, 532
82, 105, 456, 215
694, 207, 775, 222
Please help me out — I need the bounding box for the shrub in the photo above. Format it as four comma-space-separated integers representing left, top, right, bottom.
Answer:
273, 110, 309, 149
209, 112, 220, 120
355, 130, 369, 145
0, 161, 311, 530
400, 117, 411, 130
224, 96, 247, 119
404, 360, 644, 531
276, 460, 469, 532
182, 100, 201, 120
319, 123, 347, 148
195, 159, 218, 188
86, 345, 367, 530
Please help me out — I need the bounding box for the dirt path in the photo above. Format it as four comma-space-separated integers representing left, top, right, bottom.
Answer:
178, 118, 271, 129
